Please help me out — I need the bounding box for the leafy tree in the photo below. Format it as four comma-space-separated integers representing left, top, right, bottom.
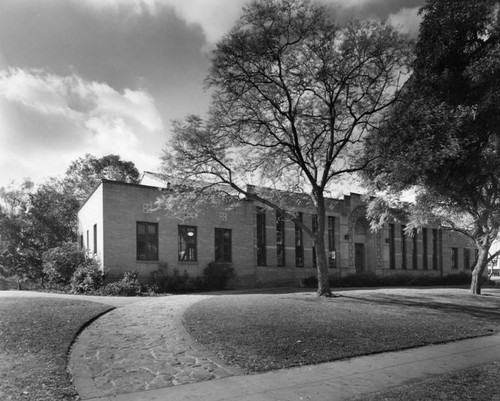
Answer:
160, 0, 412, 296
0, 180, 43, 286
362, 0, 500, 294
65, 154, 140, 202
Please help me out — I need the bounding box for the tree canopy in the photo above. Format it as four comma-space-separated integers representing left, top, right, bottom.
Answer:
65, 154, 140, 202
160, 0, 412, 296
362, 0, 500, 294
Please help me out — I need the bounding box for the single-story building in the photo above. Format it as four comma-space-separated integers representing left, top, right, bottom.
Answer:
78, 172, 476, 288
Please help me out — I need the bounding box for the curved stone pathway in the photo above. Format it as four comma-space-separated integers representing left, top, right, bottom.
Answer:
69, 295, 241, 399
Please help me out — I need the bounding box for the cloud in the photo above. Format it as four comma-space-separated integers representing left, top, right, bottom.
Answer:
0, 68, 164, 186
77, 0, 246, 44
388, 7, 422, 36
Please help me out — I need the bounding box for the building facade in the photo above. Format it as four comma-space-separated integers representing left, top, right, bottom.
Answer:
78, 174, 476, 288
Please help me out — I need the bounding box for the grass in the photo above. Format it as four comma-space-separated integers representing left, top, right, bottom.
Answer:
183, 288, 500, 373
0, 297, 112, 401
353, 362, 500, 401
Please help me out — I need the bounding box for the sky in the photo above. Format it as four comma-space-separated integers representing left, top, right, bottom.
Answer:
0, 0, 425, 188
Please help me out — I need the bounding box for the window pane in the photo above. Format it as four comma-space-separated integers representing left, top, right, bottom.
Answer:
137, 222, 158, 261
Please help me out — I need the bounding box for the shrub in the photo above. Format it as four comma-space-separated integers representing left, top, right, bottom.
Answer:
203, 262, 235, 291
70, 261, 104, 294
42, 243, 86, 285
151, 263, 169, 293
101, 271, 142, 296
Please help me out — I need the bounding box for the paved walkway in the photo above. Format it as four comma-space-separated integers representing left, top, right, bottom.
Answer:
80, 333, 500, 401
65, 292, 500, 401
69, 295, 242, 399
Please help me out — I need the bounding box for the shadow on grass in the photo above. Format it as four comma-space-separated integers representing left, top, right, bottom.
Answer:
339, 292, 500, 321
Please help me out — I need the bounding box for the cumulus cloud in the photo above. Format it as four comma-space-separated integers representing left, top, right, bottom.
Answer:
388, 7, 422, 36
0, 68, 164, 186
77, 0, 246, 44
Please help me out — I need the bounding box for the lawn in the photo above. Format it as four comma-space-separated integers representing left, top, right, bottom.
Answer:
353, 361, 500, 401
0, 297, 112, 401
183, 288, 500, 373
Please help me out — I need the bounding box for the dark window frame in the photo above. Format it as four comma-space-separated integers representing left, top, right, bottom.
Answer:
137, 221, 159, 261
312, 214, 318, 268
328, 216, 336, 268
451, 247, 459, 269
93, 224, 97, 254
422, 228, 428, 270
389, 223, 396, 269
256, 208, 266, 266
276, 211, 285, 267
178, 225, 197, 262
215, 228, 232, 263
295, 212, 304, 267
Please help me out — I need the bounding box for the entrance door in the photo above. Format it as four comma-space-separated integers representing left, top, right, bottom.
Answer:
355, 243, 365, 273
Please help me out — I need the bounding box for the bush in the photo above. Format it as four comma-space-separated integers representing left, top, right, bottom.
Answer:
101, 271, 142, 296
42, 243, 86, 285
70, 261, 104, 294
203, 262, 235, 291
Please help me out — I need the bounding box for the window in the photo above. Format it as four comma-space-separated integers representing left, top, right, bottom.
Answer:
86, 230, 89, 251
295, 212, 304, 267
412, 228, 418, 270
389, 224, 396, 269
178, 225, 197, 261
93, 224, 97, 254
137, 222, 158, 261
256, 208, 266, 266
464, 248, 471, 270
312, 214, 318, 268
215, 228, 232, 263
401, 225, 407, 269
80, 234, 84, 250
432, 229, 438, 270
328, 216, 336, 268
276, 211, 285, 266
422, 228, 428, 270
451, 247, 458, 269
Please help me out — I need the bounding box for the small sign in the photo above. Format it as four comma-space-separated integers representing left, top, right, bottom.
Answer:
143, 203, 154, 214
220, 212, 227, 221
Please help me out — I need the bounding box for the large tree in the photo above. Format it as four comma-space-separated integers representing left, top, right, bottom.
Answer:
0, 155, 140, 285
362, 0, 500, 294
160, 0, 412, 296
65, 154, 140, 202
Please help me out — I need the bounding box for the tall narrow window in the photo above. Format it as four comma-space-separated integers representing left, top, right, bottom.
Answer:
328, 216, 336, 268
178, 225, 197, 261
86, 230, 89, 250
215, 228, 232, 263
401, 225, 407, 269
389, 224, 396, 269
451, 247, 458, 269
256, 208, 266, 266
312, 214, 318, 268
422, 228, 428, 270
432, 229, 438, 270
276, 211, 285, 266
93, 224, 97, 254
412, 229, 418, 270
295, 212, 304, 267
464, 248, 471, 270
80, 234, 84, 250
137, 222, 159, 261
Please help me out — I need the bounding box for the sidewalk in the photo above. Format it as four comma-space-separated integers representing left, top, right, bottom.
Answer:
84, 333, 500, 401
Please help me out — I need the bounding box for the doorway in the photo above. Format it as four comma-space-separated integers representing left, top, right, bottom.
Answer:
355, 243, 365, 273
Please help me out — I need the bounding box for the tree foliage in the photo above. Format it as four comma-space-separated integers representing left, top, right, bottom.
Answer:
0, 154, 140, 285
160, 0, 412, 296
65, 154, 140, 202
362, 0, 500, 294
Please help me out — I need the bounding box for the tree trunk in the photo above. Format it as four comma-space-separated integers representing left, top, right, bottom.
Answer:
470, 245, 489, 295
315, 196, 332, 297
